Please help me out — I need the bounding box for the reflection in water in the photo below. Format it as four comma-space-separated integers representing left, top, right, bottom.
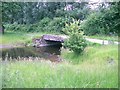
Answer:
1, 45, 62, 62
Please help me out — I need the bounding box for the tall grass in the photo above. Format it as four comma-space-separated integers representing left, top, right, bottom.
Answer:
61, 45, 118, 64
1, 45, 118, 88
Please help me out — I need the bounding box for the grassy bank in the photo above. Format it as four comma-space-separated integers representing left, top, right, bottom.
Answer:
0, 31, 63, 45
0, 32, 30, 45
1, 45, 118, 88
0, 31, 47, 45
61, 45, 118, 64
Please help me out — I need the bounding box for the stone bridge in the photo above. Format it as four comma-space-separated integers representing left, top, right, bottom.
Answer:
33, 34, 68, 47
32, 34, 119, 47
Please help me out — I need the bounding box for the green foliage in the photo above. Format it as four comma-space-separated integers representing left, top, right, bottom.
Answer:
62, 19, 81, 35
64, 34, 87, 54
2, 2, 89, 24
36, 17, 52, 32
63, 19, 87, 54
4, 18, 52, 32
80, 2, 120, 35
80, 12, 103, 35
45, 17, 67, 33
4, 24, 37, 32
55, 9, 67, 17
4, 17, 68, 33
2, 2, 63, 24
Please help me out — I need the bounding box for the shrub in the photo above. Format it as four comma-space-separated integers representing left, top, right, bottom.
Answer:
4, 24, 16, 31
4, 17, 74, 33
63, 19, 87, 54
4, 23, 38, 32
45, 17, 67, 33
62, 19, 81, 35
36, 17, 69, 33
28, 24, 38, 32
4, 24, 25, 32
80, 3, 120, 35
63, 33, 87, 54
80, 12, 105, 35
36, 17, 52, 32
4, 18, 52, 32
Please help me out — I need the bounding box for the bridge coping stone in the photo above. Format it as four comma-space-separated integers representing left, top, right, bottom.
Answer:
43, 34, 68, 42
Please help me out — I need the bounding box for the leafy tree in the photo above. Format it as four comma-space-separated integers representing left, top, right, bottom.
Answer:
80, 2, 120, 35
2, 2, 90, 24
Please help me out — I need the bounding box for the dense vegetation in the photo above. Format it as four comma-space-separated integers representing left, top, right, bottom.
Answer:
2, 2, 120, 35
81, 2, 120, 35
2, 2, 89, 24
4, 17, 68, 33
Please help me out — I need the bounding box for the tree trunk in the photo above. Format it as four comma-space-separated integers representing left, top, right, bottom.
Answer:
0, 25, 4, 34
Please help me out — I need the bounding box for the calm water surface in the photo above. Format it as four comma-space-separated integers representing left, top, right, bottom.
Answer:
1, 45, 62, 62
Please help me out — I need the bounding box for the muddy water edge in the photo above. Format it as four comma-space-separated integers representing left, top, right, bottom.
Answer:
1, 45, 62, 62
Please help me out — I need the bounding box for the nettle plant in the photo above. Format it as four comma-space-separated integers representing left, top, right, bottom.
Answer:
62, 19, 87, 54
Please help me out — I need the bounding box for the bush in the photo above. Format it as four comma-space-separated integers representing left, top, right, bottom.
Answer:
36, 17, 52, 32
63, 33, 87, 54
4, 23, 38, 32
4, 18, 52, 32
4, 17, 74, 33
45, 17, 67, 33
80, 3, 120, 35
80, 13, 105, 35
36, 17, 71, 33
62, 19, 81, 35
63, 19, 87, 54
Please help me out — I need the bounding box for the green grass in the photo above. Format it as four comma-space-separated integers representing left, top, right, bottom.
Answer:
61, 45, 118, 64
0, 31, 47, 45
1, 45, 118, 88
87, 35, 118, 41
0, 32, 29, 45
0, 31, 63, 45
